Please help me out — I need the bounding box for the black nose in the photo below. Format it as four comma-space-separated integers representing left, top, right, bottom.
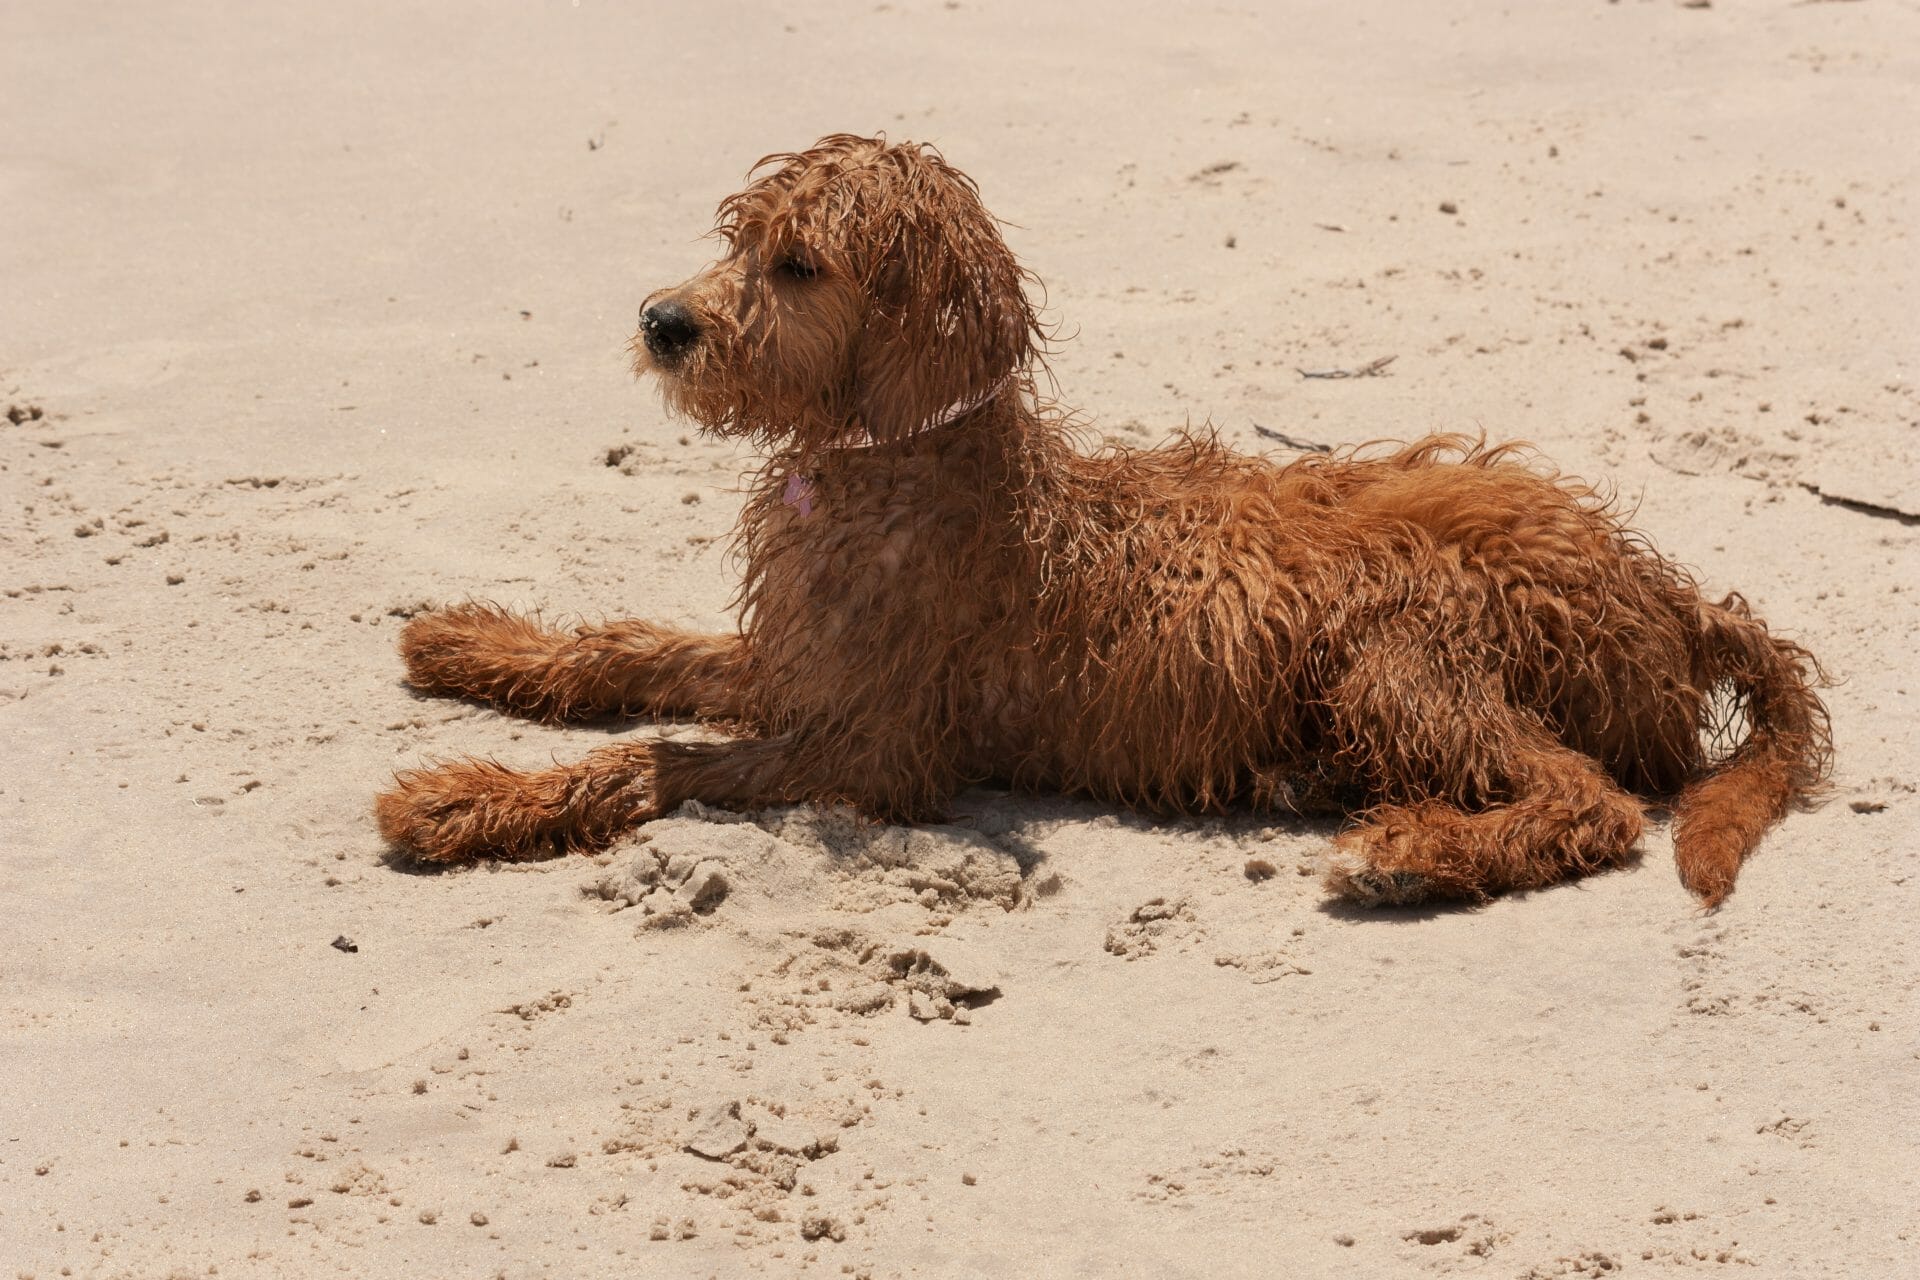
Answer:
640, 300, 700, 358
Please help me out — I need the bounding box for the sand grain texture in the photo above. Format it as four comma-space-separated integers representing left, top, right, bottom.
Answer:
3, 2, 1917, 1276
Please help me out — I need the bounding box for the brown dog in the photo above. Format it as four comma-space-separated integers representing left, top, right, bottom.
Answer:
375, 133, 1828, 907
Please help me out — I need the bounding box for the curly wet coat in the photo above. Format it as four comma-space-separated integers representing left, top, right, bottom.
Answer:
376, 134, 1829, 908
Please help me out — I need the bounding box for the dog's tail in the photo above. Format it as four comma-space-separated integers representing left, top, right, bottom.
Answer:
1670, 594, 1831, 907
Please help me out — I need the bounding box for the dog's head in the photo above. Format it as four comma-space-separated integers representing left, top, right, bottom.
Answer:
632, 134, 1039, 451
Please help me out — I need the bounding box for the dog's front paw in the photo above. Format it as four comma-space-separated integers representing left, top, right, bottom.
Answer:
375, 757, 569, 863
376, 748, 662, 863
396, 603, 549, 696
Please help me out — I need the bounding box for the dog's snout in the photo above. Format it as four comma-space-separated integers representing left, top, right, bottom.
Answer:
641, 300, 701, 358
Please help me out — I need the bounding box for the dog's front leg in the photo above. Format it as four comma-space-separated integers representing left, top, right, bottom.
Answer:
376, 741, 663, 863
397, 603, 744, 723
375, 734, 810, 863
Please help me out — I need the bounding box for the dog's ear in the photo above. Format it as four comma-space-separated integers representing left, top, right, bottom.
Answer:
849, 149, 1035, 443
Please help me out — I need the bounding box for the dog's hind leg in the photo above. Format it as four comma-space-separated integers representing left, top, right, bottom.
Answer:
1324, 742, 1645, 906
1319, 644, 1646, 906
396, 603, 743, 723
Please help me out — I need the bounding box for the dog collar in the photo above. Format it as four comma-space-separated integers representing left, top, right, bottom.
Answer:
839, 372, 1014, 450
780, 374, 1014, 518
917, 373, 1011, 435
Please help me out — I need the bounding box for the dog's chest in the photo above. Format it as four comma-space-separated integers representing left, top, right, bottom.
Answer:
743, 460, 1036, 738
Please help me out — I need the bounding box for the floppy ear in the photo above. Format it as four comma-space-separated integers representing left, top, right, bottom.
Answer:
850, 152, 1036, 443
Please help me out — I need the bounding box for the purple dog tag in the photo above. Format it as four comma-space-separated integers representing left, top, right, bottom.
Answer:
782, 471, 815, 518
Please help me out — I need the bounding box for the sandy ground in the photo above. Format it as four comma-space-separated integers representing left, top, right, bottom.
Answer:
4, 2, 1918, 1276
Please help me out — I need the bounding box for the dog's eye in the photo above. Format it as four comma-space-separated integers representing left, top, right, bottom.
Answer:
777, 256, 818, 281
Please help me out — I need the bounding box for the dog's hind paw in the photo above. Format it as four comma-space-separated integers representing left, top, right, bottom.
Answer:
1320, 848, 1434, 907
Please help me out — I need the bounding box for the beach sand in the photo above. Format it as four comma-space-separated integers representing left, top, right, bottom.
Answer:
3, 2, 1916, 1275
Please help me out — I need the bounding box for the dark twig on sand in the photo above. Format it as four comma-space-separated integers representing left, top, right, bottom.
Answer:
1251, 425, 1333, 452
1295, 354, 1397, 380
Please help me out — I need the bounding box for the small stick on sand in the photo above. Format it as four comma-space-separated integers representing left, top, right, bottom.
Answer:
1251, 425, 1333, 452
1295, 354, 1397, 380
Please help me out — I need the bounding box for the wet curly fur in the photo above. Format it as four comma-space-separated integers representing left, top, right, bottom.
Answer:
376, 134, 1830, 908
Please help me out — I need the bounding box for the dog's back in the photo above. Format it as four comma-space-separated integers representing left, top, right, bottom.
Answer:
1002, 433, 1825, 904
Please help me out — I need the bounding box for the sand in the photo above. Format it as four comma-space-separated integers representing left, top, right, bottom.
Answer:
3, 2, 1917, 1276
